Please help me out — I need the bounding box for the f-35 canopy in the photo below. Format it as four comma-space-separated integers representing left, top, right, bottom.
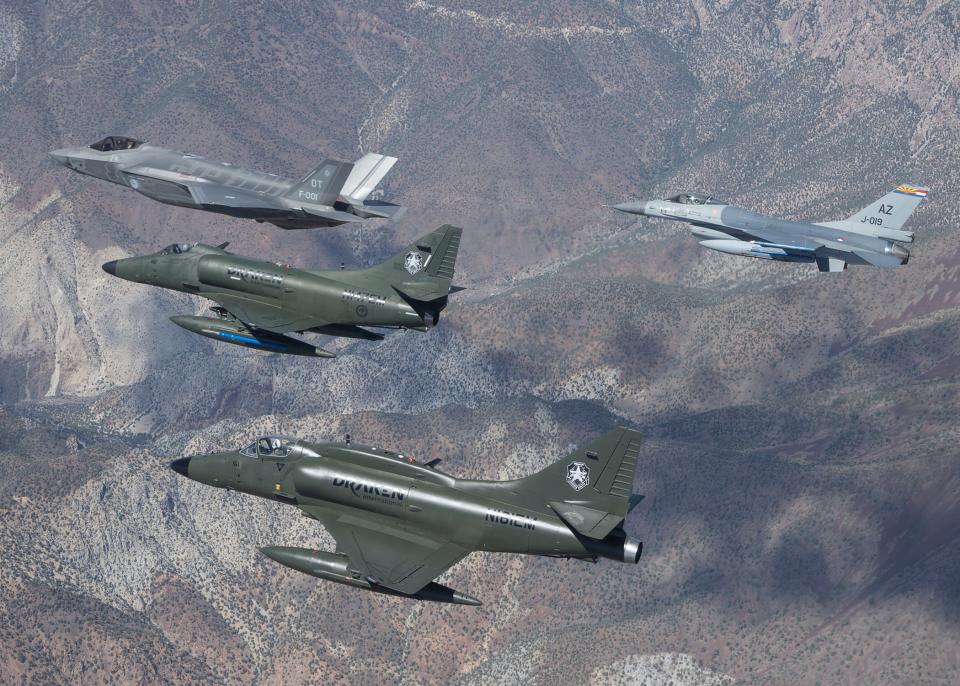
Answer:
667, 192, 725, 206
89, 136, 143, 152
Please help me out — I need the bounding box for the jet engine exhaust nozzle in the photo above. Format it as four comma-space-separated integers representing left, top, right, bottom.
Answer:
623, 538, 643, 564
885, 241, 910, 261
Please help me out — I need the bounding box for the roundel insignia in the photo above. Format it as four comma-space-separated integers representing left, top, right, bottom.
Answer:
404, 251, 424, 275
566, 461, 590, 491
355, 304, 368, 317
129, 177, 140, 189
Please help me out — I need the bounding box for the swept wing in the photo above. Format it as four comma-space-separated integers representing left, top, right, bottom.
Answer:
302, 504, 469, 594
208, 293, 329, 334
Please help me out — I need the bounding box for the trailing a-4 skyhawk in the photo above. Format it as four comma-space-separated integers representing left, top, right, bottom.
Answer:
613, 185, 928, 272
169, 428, 645, 605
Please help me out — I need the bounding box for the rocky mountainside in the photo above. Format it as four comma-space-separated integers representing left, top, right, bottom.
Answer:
1, 1, 959, 684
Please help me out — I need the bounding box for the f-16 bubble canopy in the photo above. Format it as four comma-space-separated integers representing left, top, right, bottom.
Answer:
239, 436, 319, 459
667, 192, 726, 206
88, 136, 144, 152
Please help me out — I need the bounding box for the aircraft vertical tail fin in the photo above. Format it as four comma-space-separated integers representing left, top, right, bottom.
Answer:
516, 428, 643, 539
829, 185, 928, 242
367, 225, 462, 307
284, 158, 355, 205
340, 153, 398, 203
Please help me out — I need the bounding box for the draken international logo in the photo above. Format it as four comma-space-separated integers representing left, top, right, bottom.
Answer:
566, 461, 590, 491
404, 251, 424, 275
332, 477, 405, 503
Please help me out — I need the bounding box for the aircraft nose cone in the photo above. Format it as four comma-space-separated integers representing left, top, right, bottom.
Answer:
612, 201, 646, 216
101, 260, 117, 276
169, 457, 191, 478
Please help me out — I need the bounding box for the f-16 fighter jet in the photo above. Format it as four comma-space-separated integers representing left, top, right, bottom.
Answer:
169, 427, 644, 605
101, 225, 461, 357
50, 136, 403, 229
613, 185, 929, 272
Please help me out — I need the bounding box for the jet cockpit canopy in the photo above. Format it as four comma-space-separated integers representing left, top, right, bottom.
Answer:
667, 192, 725, 206
239, 435, 304, 458
159, 243, 193, 255
89, 136, 143, 152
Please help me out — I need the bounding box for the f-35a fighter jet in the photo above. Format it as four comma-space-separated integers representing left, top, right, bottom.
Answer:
101, 225, 461, 357
169, 427, 644, 605
50, 136, 402, 229
614, 185, 929, 272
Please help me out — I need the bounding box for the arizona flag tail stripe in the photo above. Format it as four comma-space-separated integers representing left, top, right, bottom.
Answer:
894, 185, 929, 197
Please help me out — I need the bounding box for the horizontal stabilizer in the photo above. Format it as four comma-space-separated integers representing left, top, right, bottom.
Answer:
354, 200, 406, 220
393, 282, 453, 303
340, 153, 398, 203
549, 501, 623, 540
301, 208, 365, 224
852, 251, 905, 268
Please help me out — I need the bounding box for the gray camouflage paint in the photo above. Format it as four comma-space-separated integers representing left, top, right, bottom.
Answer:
613, 186, 927, 272
50, 136, 402, 229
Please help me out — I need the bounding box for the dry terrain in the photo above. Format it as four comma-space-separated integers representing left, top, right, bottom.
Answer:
0, 1, 959, 684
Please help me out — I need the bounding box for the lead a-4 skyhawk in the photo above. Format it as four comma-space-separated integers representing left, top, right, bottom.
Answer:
169, 428, 645, 605
613, 185, 928, 272
101, 225, 461, 357
49, 136, 403, 229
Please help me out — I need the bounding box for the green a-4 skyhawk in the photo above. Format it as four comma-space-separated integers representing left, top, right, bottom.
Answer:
102, 225, 461, 357
170, 427, 644, 605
